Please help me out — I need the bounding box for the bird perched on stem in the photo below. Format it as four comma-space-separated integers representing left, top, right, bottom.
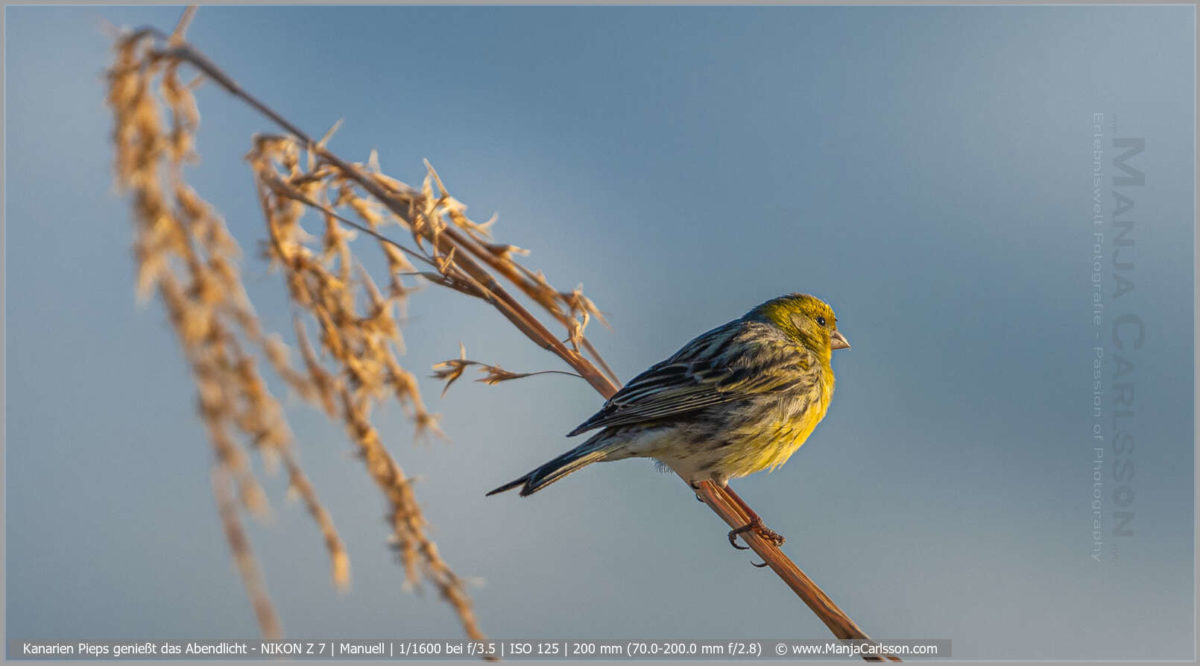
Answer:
488, 293, 849, 546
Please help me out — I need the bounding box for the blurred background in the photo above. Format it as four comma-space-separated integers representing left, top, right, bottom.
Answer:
4, 5, 1194, 660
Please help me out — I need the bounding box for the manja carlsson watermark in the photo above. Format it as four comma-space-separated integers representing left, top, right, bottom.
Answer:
7, 639, 951, 661
1089, 111, 1144, 562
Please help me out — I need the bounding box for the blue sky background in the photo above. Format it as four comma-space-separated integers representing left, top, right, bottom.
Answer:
4, 5, 1195, 660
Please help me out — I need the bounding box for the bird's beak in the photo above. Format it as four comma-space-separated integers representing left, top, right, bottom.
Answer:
830, 330, 850, 350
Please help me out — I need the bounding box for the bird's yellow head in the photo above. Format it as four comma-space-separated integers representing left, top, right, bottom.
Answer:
752, 293, 850, 359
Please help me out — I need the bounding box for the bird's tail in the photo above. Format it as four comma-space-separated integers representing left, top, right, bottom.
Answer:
487, 434, 620, 497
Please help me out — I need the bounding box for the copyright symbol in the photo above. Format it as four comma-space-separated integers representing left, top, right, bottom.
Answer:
775, 643, 788, 656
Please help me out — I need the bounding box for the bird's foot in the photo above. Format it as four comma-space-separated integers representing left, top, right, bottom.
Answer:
727, 518, 786, 550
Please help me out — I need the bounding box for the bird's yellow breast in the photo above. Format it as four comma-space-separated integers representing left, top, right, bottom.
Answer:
719, 368, 834, 478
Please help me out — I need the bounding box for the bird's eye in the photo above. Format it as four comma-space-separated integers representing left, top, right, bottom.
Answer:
816, 316, 827, 327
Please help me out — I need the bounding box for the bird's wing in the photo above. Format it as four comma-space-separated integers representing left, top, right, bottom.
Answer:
568, 321, 809, 436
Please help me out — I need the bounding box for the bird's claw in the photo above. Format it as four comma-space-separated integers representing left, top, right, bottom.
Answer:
757, 525, 786, 547
727, 519, 786, 550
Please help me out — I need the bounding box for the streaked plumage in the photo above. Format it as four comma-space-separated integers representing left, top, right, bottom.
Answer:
488, 293, 849, 497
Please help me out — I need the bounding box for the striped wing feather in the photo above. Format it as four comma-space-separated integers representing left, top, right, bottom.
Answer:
568, 320, 802, 436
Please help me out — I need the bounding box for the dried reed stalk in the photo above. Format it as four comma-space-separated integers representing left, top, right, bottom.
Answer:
108, 9, 895, 660
107, 10, 478, 640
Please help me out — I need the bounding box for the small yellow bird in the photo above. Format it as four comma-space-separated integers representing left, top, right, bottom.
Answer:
488, 294, 849, 537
